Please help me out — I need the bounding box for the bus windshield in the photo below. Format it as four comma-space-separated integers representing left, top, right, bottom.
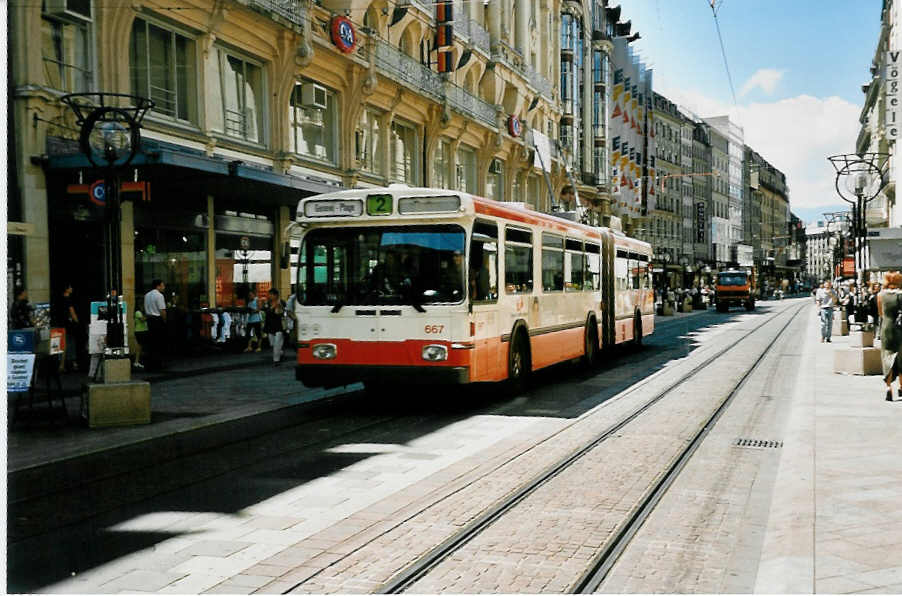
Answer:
299, 225, 466, 306
718, 272, 748, 286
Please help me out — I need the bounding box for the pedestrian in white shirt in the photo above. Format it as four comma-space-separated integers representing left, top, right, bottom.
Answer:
143, 279, 167, 370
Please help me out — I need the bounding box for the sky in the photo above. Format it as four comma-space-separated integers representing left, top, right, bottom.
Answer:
622, 0, 883, 222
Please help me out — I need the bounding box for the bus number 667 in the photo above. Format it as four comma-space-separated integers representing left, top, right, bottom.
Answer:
424, 324, 444, 334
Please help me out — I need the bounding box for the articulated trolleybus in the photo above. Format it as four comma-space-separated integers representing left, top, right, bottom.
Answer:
291, 186, 653, 389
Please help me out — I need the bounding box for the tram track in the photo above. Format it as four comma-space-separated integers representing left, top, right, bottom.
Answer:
369, 302, 806, 594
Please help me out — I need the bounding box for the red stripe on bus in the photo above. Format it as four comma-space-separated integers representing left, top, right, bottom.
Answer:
297, 338, 471, 367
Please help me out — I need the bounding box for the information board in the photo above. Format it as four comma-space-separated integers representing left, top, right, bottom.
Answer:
7, 353, 36, 393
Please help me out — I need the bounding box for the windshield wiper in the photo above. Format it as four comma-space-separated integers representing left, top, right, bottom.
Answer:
330, 301, 344, 313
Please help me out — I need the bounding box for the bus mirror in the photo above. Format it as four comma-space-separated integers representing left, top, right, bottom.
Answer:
280, 242, 290, 269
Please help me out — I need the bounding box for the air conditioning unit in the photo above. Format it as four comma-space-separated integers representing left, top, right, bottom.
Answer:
489, 159, 503, 175
300, 83, 327, 110
44, 0, 92, 22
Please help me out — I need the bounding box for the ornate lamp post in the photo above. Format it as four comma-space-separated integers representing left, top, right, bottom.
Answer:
827, 153, 888, 294
61, 93, 153, 352
823, 210, 851, 281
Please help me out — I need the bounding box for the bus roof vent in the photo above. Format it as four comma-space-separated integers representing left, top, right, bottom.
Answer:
608, 216, 623, 232
387, 183, 410, 189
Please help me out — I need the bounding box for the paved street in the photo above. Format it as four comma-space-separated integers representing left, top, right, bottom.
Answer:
8, 300, 902, 594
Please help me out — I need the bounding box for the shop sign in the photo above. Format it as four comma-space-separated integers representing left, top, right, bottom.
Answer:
841, 257, 855, 277
508, 115, 522, 137
7, 353, 35, 393
695, 201, 705, 243
331, 16, 357, 53
886, 50, 900, 139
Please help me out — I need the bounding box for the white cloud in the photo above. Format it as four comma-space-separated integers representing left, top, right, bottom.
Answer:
653, 82, 862, 210
738, 68, 786, 97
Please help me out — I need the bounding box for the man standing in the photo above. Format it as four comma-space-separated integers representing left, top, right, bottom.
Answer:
143, 279, 167, 370
816, 280, 838, 343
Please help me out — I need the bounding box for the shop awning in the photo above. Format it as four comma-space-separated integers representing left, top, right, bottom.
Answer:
46, 137, 342, 196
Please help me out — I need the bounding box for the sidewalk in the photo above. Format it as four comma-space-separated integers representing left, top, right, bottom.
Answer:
7, 347, 353, 476
755, 307, 902, 593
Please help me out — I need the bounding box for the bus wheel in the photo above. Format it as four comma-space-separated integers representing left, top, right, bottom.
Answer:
507, 332, 530, 394
583, 322, 599, 368
633, 314, 643, 348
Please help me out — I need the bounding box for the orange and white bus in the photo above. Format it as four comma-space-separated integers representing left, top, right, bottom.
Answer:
289, 186, 653, 389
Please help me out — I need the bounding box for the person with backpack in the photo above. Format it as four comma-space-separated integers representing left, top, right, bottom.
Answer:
877, 271, 902, 402
264, 288, 288, 366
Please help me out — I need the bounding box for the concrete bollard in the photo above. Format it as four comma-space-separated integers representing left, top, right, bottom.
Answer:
848, 330, 875, 348
832, 309, 849, 336
833, 347, 882, 375
83, 381, 152, 428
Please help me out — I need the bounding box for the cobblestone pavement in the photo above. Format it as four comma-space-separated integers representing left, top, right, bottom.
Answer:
21, 302, 799, 594
596, 301, 805, 593
399, 305, 802, 594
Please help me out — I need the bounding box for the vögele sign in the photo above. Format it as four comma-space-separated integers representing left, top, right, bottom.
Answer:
886, 51, 900, 140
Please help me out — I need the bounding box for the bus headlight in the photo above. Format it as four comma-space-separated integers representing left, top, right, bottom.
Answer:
312, 343, 337, 360
421, 344, 448, 361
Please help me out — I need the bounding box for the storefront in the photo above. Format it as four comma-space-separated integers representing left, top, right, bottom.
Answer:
45, 136, 338, 359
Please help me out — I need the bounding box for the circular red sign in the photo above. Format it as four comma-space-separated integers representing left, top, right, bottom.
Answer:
331, 16, 357, 53
89, 179, 106, 206
508, 115, 522, 137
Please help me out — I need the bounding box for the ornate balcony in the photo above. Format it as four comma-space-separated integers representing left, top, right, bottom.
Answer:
525, 65, 554, 99
245, 0, 306, 29
373, 38, 444, 103
374, 38, 498, 130
456, 14, 491, 54
445, 81, 498, 129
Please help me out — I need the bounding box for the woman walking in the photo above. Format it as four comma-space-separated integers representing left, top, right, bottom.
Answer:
877, 271, 902, 402
264, 289, 287, 365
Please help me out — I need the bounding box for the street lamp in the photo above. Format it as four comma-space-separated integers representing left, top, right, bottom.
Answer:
61, 93, 153, 352
823, 210, 850, 281
827, 153, 888, 295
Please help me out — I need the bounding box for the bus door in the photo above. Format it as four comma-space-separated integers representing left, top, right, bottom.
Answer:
470, 221, 503, 381
600, 233, 615, 348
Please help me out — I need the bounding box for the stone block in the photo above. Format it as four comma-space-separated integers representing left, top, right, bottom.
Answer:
848, 330, 875, 348
833, 347, 882, 376
83, 381, 151, 428
681, 300, 693, 313
832, 314, 848, 336
103, 356, 132, 383
659, 303, 674, 316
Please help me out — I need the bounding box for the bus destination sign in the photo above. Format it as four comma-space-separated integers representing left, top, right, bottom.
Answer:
304, 200, 362, 217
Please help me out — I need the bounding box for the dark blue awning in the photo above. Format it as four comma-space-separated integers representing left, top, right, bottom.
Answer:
46, 137, 342, 195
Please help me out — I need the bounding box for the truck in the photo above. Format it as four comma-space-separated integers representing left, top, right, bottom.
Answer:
714, 269, 756, 312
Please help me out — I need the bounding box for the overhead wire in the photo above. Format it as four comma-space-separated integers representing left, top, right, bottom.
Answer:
707, 0, 737, 106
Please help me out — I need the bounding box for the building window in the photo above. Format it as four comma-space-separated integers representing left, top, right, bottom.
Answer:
210, 49, 265, 144
390, 120, 419, 184
130, 18, 197, 123
42, 15, 91, 92
135, 228, 208, 311
356, 108, 383, 175
290, 82, 338, 164
486, 159, 504, 201
457, 145, 476, 193
433, 139, 450, 188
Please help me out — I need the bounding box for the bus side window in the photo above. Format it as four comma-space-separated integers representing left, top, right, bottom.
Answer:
565, 238, 584, 291
615, 250, 628, 292
542, 233, 564, 292
504, 227, 533, 294
470, 220, 498, 302
585, 242, 600, 292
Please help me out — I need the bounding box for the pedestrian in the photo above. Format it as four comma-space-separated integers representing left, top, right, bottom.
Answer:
264, 288, 289, 366
58, 283, 81, 372
244, 290, 262, 352
143, 279, 167, 371
133, 302, 148, 369
815, 280, 838, 343
285, 291, 298, 347
9, 288, 34, 329
877, 271, 902, 402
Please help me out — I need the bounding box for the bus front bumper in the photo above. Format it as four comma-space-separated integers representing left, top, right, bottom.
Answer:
296, 364, 470, 388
